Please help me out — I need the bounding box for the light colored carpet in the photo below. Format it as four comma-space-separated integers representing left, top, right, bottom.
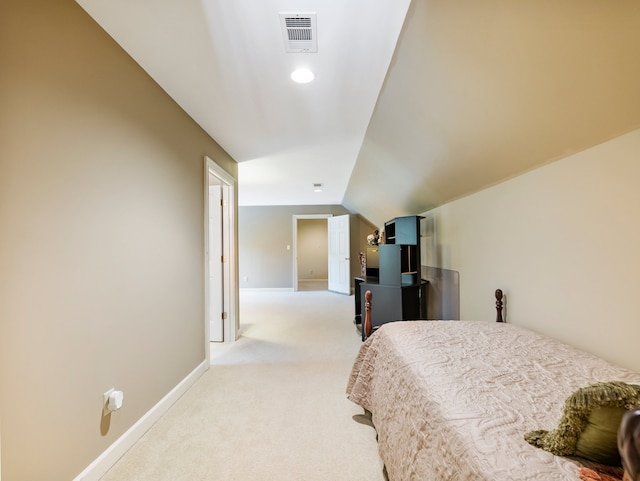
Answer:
99, 290, 385, 481
296, 279, 328, 291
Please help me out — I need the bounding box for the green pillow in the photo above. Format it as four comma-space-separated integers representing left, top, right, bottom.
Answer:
525, 382, 640, 466
574, 406, 626, 465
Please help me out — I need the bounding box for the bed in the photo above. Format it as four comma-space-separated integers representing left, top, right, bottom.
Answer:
347, 290, 640, 481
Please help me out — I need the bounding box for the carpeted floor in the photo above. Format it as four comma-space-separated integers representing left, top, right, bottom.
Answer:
99, 289, 385, 481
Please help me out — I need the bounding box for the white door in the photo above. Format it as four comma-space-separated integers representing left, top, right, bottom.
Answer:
327, 214, 350, 294
205, 156, 238, 346
209, 183, 224, 341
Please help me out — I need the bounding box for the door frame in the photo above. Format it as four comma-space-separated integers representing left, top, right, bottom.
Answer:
204, 157, 238, 349
292, 214, 332, 292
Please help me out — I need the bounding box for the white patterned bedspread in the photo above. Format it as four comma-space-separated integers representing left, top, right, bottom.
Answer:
347, 321, 640, 481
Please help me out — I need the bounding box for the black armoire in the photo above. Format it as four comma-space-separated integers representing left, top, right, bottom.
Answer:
355, 215, 428, 340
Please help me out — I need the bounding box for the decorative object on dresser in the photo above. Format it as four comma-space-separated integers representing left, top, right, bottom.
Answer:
366, 229, 380, 246
347, 290, 640, 481
358, 251, 366, 277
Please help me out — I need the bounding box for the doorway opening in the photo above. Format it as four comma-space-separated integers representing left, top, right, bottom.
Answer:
204, 157, 238, 351
295, 217, 329, 291
292, 214, 331, 292
292, 213, 351, 294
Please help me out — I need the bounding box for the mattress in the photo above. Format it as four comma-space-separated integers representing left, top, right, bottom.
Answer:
347, 321, 640, 481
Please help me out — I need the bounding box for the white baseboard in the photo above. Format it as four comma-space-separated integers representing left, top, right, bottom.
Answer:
239, 287, 294, 292
72, 360, 208, 481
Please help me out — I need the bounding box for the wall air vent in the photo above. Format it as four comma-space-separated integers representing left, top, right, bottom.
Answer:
279, 13, 317, 53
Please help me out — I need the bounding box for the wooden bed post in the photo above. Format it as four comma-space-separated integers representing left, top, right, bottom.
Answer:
495, 289, 504, 323
364, 290, 373, 338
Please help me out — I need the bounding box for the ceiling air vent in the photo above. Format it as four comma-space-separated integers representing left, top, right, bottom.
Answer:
279, 13, 317, 53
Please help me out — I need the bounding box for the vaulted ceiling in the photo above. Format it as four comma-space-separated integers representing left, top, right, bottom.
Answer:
78, 0, 640, 227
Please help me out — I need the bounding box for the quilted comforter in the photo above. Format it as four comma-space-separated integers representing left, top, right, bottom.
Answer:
346, 321, 640, 481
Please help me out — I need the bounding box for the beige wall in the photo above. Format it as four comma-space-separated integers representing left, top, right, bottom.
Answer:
0, 1, 237, 480
297, 220, 329, 280
424, 128, 640, 372
350, 215, 379, 279
238, 206, 378, 289
238, 206, 349, 289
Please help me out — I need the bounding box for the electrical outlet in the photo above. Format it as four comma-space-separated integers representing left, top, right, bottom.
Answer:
103, 388, 115, 413
103, 388, 124, 413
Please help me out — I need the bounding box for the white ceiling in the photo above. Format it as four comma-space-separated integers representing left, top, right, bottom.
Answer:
77, 0, 640, 226
76, 0, 411, 207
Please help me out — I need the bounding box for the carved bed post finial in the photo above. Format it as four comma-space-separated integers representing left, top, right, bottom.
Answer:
364, 290, 373, 338
495, 289, 504, 323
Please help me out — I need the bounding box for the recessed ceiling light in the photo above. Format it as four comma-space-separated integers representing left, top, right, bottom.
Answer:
291, 68, 314, 84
